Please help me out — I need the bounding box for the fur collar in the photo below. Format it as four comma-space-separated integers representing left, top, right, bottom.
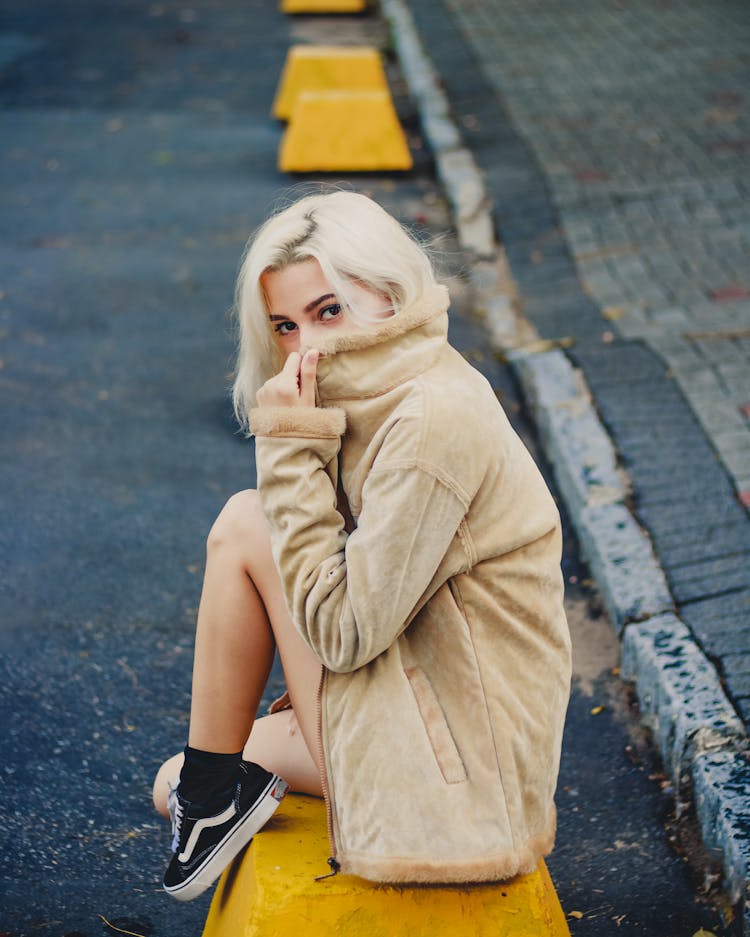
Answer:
312, 283, 450, 403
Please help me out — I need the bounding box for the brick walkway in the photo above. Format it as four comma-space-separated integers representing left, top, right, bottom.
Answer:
409, 0, 750, 724
445, 0, 750, 497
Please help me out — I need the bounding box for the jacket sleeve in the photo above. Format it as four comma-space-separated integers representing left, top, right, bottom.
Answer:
250, 407, 470, 673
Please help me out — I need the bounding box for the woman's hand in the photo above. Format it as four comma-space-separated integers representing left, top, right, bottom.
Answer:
256, 349, 319, 408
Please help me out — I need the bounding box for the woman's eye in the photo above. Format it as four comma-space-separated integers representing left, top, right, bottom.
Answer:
274, 321, 297, 335
319, 303, 342, 321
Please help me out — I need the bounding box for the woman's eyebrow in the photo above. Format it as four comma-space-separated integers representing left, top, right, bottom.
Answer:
304, 292, 336, 313
268, 293, 337, 321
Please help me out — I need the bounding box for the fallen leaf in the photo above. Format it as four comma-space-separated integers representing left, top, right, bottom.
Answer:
568, 910, 584, 919
590, 705, 605, 716
602, 306, 625, 320
514, 336, 575, 356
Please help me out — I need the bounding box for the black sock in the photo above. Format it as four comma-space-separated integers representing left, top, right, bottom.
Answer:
179, 746, 243, 804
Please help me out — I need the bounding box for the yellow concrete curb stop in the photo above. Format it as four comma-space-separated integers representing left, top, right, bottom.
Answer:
273, 45, 388, 120
278, 89, 413, 172
203, 794, 571, 936
281, 0, 366, 12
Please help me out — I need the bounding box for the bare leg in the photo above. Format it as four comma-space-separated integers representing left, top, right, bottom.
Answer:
186, 504, 275, 753
153, 489, 324, 816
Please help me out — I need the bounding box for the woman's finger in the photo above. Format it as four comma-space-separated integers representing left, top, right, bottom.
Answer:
256, 350, 317, 408
257, 353, 301, 407
299, 349, 319, 407
282, 351, 302, 382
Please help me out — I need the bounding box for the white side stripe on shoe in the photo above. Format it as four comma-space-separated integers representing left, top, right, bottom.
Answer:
177, 802, 236, 863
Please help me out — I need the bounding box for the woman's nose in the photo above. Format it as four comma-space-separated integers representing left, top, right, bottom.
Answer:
297, 322, 316, 351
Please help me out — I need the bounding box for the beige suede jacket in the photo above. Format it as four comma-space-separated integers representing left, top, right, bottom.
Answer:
249, 283, 572, 884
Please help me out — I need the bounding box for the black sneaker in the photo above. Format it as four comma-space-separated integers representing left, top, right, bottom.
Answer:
163, 760, 288, 901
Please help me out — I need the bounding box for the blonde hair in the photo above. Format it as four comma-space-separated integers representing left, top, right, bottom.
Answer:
232, 190, 440, 430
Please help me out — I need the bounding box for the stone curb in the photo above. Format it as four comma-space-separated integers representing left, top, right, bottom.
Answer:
621, 615, 750, 925
511, 349, 674, 631
384, 0, 750, 926
693, 749, 750, 932
620, 615, 746, 779
381, 0, 495, 260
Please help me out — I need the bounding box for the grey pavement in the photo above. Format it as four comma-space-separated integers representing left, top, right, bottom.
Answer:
398, 0, 750, 929
0, 1, 742, 936
0, 2, 436, 933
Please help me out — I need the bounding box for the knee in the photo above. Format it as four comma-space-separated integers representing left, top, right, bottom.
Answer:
153, 752, 183, 819
207, 489, 264, 554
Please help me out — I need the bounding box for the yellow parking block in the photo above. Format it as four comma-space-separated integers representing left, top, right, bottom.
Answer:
203, 794, 571, 937
273, 45, 387, 121
278, 90, 413, 172
281, 0, 366, 12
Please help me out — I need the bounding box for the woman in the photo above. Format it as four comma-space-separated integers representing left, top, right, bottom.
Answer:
153, 190, 571, 902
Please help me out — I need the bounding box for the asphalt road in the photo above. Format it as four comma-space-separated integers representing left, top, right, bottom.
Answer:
0, 1, 734, 934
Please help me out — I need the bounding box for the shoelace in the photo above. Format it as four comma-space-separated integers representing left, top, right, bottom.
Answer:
170, 802, 184, 853
167, 781, 184, 853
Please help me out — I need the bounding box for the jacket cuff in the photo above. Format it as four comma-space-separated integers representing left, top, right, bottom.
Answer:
249, 406, 347, 439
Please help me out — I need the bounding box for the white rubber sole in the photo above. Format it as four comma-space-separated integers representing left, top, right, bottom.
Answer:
164, 775, 288, 902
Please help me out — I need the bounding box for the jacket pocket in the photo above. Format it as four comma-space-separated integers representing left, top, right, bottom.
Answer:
404, 665, 467, 785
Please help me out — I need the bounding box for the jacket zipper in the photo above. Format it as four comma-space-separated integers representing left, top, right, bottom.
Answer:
314, 665, 340, 881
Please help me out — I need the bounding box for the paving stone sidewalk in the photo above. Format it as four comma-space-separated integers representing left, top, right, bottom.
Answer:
406, 0, 750, 726
445, 0, 750, 498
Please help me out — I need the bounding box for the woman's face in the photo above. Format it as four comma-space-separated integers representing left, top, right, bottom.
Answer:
261, 258, 392, 355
